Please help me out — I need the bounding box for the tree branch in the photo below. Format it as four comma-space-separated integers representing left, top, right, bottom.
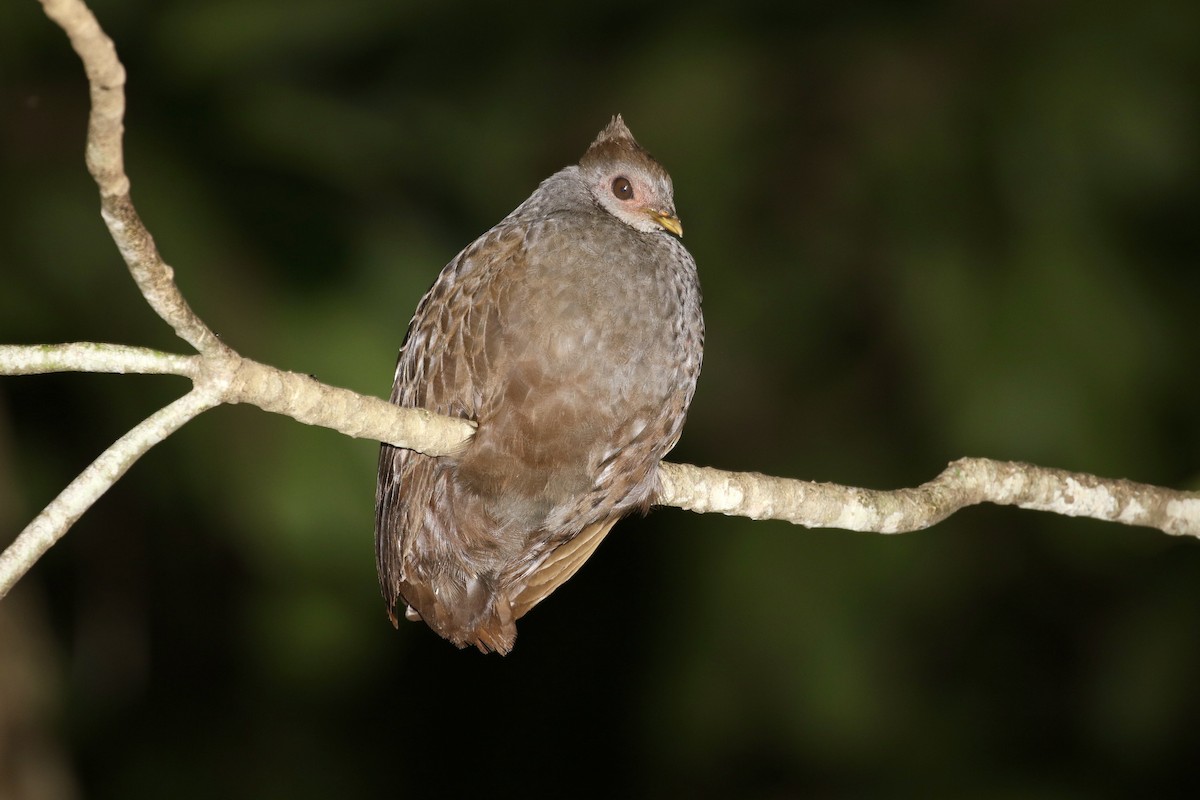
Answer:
0, 343, 197, 377
221, 359, 476, 455
0, 344, 476, 454
39, 0, 226, 355
0, 386, 220, 596
2, 0, 1197, 600
656, 459, 1200, 536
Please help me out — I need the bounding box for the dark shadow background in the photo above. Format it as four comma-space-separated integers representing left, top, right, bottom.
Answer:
3, 0, 1199, 797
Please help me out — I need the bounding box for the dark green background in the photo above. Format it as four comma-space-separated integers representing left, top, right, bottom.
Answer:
3, 0, 1199, 796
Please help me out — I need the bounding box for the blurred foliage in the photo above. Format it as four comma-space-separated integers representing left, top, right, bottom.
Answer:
2, 0, 1200, 796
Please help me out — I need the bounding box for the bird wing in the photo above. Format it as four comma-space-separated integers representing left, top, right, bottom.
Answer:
509, 517, 619, 621
375, 223, 529, 622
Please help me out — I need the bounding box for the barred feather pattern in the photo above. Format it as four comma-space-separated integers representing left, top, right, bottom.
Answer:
375, 117, 703, 653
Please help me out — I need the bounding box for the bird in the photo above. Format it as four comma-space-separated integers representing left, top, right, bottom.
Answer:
375, 115, 703, 654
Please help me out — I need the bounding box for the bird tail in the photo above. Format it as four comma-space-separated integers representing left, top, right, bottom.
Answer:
398, 573, 518, 655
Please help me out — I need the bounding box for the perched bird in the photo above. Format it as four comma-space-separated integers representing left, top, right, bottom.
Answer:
375, 116, 703, 653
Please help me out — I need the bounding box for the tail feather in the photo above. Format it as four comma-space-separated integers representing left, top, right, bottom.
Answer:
396, 574, 518, 654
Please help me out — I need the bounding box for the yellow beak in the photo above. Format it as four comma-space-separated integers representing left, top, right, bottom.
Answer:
647, 209, 683, 237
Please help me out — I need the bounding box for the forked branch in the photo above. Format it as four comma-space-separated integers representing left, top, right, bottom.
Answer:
1, 0, 1196, 600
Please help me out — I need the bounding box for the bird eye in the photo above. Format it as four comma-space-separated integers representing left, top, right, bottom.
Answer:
611, 177, 633, 200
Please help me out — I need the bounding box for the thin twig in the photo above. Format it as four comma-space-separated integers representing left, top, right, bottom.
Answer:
0, 343, 197, 376
0, 386, 221, 597
38, 0, 225, 355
